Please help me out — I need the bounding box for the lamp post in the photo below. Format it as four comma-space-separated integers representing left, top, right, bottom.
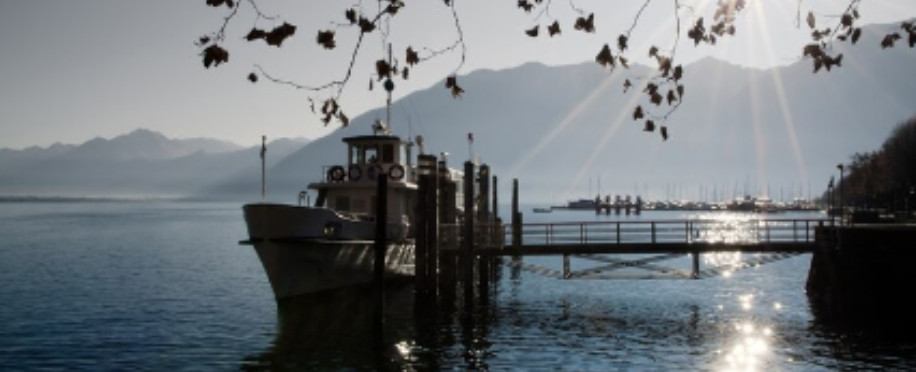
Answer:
828, 182, 835, 225
837, 164, 844, 224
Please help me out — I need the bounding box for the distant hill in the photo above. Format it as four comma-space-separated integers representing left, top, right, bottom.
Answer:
0, 129, 308, 198
225, 21, 916, 204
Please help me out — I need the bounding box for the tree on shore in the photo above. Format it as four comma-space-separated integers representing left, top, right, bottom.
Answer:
195, 0, 914, 140
833, 116, 916, 212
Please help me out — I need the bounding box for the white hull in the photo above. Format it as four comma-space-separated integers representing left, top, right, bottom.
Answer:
243, 203, 414, 299
251, 239, 414, 299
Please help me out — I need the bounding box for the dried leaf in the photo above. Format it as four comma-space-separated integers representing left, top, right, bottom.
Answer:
841, 13, 853, 28
376, 60, 392, 80
672, 65, 683, 81
402, 67, 409, 80
317, 30, 335, 49
245, 28, 266, 41
688, 18, 706, 45
445, 75, 463, 98
264, 22, 296, 47
618, 56, 629, 69
666, 90, 677, 105
386, 1, 405, 15
644, 120, 655, 132
197, 36, 211, 46
851, 28, 862, 44
648, 46, 659, 58
406, 46, 419, 66
338, 112, 349, 127
806, 11, 815, 29
595, 44, 614, 68
657, 56, 672, 77
205, 0, 233, 8
345, 9, 357, 24
201, 44, 229, 68
525, 25, 539, 37
623, 79, 632, 93
574, 13, 595, 33
321, 98, 339, 115
660, 126, 668, 141
247, 72, 257, 83
677, 84, 684, 98
633, 105, 644, 121
617, 34, 628, 51
518, 0, 533, 12
650, 92, 663, 106
881, 33, 901, 48
547, 21, 561, 37
644, 83, 658, 95
359, 17, 376, 33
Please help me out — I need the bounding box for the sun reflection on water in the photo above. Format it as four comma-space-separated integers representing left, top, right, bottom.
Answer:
715, 294, 781, 372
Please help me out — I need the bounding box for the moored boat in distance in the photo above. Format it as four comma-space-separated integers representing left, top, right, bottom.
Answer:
242, 124, 451, 300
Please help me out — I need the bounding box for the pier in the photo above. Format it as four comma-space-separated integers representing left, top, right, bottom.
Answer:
393, 157, 916, 328
406, 158, 839, 307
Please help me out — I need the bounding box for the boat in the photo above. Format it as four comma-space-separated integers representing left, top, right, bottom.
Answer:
242, 124, 424, 299
552, 198, 598, 210
533, 207, 552, 213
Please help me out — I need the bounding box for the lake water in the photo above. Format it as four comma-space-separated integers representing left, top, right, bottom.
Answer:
1, 201, 914, 371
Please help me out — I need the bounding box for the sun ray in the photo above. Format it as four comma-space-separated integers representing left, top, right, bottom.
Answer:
506, 71, 616, 178
559, 74, 655, 200
753, 1, 811, 189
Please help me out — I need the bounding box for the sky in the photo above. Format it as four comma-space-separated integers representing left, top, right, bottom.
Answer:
0, 0, 914, 149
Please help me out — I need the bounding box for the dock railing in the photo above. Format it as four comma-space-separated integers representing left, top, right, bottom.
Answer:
439, 218, 827, 251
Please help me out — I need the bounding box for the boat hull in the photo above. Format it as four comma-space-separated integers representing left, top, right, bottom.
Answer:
251, 238, 414, 299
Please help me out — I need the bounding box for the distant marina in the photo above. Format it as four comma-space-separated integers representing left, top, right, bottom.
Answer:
535, 194, 820, 214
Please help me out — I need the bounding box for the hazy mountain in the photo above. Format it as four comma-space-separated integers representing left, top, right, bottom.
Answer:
233, 21, 916, 204
0, 129, 308, 198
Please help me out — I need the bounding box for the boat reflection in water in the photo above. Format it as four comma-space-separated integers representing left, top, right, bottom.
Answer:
240, 282, 427, 371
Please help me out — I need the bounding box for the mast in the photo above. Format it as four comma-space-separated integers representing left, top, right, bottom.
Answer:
385, 43, 393, 130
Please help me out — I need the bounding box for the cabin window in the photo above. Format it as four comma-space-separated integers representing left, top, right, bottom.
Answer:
365, 146, 378, 164
350, 146, 360, 165
382, 143, 395, 163
335, 196, 350, 211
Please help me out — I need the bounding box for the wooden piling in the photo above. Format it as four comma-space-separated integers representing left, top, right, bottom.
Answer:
415, 155, 438, 295
462, 161, 475, 311
492, 175, 499, 221
477, 165, 491, 303
438, 160, 457, 303
373, 169, 388, 329
511, 178, 522, 279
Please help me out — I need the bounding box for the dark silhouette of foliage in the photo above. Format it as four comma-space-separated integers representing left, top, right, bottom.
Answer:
195, 0, 913, 141
830, 116, 916, 214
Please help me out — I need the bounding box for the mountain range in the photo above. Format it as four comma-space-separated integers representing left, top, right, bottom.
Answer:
220, 21, 916, 204
0, 129, 308, 198
3, 21, 915, 203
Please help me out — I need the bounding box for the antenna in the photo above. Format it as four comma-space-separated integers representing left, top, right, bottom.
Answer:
384, 43, 394, 131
